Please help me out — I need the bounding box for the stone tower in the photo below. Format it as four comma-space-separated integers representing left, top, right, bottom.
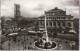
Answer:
14, 4, 20, 19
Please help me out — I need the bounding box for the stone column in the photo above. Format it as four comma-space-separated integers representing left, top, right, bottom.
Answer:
42, 21, 43, 27
39, 21, 41, 27
56, 22, 58, 27
71, 22, 73, 28
47, 22, 48, 27
65, 21, 68, 27
54, 22, 56, 27
60, 22, 62, 27
47, 21, 49, 27
51, 22, 52, 27
40, 21, 42, 27
40, 21, 43, 27
48, 21, 50, 27
52, 22, 54, 27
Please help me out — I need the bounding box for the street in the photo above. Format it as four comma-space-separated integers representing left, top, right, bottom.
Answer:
2, 34, 78, 50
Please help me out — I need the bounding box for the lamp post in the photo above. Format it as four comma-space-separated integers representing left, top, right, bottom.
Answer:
8, 36, 10, 50
0, 37, 3, 50
17, 37, 20, 50
23, 28, 26, 50
18, 27, 21, 50
8, 27, 11, 50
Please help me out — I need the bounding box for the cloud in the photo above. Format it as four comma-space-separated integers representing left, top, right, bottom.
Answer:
61, 0, 79, 18
1, 0, 79, 18
33, 4, 45, 11
71, 9, 79, 18
62, 0, 79, 6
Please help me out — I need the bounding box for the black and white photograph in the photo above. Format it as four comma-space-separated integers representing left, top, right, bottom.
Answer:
0, 0, 79, 50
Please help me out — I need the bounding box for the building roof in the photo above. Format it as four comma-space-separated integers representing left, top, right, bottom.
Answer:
39, 7, 73, 18
46, 7, 65, 12
38, 7, 73, 18
39, 15, 73, 18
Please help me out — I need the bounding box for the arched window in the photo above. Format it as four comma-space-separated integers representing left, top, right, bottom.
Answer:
62, 22, 65, 27
53, 22, 56, 26
46, 22, 48, 26
57, 22, 60, 26
68, 22, 71, 27
49, 22, 52, 26
40, 21, 43, 26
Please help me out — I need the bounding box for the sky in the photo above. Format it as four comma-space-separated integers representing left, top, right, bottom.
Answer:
1, 0, 79, 18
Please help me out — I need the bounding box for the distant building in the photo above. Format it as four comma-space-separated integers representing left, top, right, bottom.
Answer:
14, 4, 20, 19
1, 17, 17, 34
38, 7, 74, 29
14, 4, 24, 22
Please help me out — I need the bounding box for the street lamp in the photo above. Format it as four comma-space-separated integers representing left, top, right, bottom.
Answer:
0, 37, 3, 50
8, 36, 10, 50
23, 28, 26, 50
17, 37, 20, 50
8, 27, 11, 50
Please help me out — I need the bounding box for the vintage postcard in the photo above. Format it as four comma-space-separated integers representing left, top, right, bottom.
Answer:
0, 0, 79, 51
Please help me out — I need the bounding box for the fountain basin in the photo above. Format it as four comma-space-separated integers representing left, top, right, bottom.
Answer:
34, 39, 57, 49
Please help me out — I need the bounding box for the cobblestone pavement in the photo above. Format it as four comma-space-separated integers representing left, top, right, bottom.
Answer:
1, 35, 78, 50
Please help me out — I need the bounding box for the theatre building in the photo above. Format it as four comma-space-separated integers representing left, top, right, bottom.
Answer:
38, 7, 74, 29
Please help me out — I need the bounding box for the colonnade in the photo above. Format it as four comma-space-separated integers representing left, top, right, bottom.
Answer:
39, 21, 73, 28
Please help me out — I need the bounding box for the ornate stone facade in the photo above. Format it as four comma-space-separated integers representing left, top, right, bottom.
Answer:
38, 7, 74, 29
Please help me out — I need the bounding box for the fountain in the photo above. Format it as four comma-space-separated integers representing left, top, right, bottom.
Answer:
34, 14, 57, 49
